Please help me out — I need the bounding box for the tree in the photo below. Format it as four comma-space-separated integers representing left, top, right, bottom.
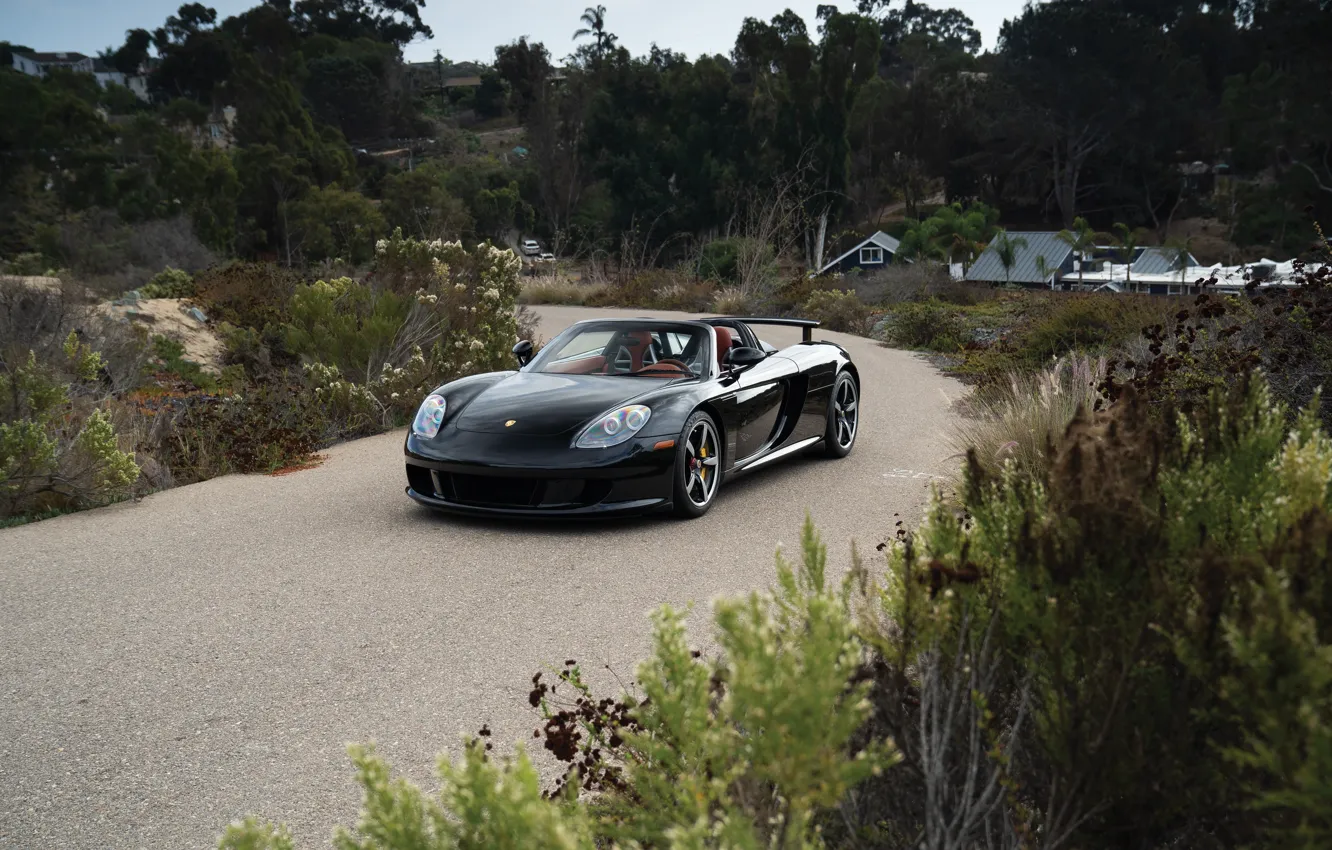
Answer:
110, 29, 153, 74
381, 166, 474, 240
288, 0, 434, 47
993, 230, 1027, 286
1164, 233, 1196, 287
1034, 253, 1059, 289
997, 1, 1179, 226
289, 185, 386, 265
1056, 216, 1097, 290
1110, 221, 1149, 290
572, 5, 617, 61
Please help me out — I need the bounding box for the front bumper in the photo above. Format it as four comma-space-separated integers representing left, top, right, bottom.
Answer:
404, 429, 676, 518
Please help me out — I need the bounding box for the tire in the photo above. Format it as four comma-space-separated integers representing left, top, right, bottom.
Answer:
672, 410, 723, 518
823, 370, 859, 458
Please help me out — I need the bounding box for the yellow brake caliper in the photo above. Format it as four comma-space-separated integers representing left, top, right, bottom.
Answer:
699, 444, 707, 481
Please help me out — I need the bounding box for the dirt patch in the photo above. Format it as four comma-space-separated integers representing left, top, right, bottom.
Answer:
99, 298, 226, 374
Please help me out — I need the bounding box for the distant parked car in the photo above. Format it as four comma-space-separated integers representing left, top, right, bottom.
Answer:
537, 252, 555, 262
521, 239, 540, 255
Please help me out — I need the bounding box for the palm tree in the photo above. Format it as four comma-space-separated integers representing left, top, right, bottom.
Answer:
1111, 222, 1148, 292
1164, 234, 1196, 293
993, 230, 1028, 287
1056, 216, 1096, 290
1035, 254, 1060, 290
573, 6, 616, 58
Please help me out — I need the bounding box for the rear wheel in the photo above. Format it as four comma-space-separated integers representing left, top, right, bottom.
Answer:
823, 370, 859, 458
672, 411, 722, 518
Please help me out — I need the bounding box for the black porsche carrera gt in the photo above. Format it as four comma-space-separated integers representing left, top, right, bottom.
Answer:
403, 315, 859, 519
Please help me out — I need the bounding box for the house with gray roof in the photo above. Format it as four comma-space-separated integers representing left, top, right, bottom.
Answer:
966, 233, 1203, 290
1122, 246, 1200, 275
10, 51, 94, 76
818, 230, 908, 276
965, 232, 1075, 287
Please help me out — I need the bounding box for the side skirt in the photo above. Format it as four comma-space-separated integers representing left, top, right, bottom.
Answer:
732, 436, 823, 474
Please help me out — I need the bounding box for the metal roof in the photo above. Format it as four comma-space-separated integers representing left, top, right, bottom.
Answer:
1130, 247, 1200, 275
818, 231, 903, 274
24, 52, 91, 63
966, 232, 1073, 284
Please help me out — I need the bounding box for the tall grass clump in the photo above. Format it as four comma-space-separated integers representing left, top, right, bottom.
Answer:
952, 353, 1107, 481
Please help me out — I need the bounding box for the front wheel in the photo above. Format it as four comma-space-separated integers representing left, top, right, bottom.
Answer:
823, 370, 859, 458
672, 411, 722, 518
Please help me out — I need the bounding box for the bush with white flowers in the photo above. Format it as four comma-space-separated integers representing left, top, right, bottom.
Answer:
283, 229, 525, 427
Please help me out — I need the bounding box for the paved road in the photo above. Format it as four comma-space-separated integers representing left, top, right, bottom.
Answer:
0, 306, 965, 849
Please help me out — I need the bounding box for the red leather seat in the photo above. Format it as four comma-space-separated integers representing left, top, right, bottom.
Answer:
624, 331, 653, 370
714, 326, 736, 368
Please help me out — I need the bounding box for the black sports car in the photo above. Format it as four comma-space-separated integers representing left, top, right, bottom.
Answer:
403, 315, 860, 519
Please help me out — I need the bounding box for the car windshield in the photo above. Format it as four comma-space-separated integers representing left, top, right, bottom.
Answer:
529, 323, 711, 378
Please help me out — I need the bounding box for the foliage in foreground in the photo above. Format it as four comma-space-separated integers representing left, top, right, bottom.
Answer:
219, 520, 897, 849
0, 331, 139, 517
0, 231, 533, 520
218, 372, 1332, 849
870, 373, 1332, 848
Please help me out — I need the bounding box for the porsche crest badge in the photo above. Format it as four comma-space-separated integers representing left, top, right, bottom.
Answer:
505, 419, 516, 427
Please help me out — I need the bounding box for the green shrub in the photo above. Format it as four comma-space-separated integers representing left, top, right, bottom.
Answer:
1018, 293, 1172, 366
1, 252, 52, 276
138, 266, 195, 299
151, 335, 217, 392
282, 277, 413, 384
801, 289, 871, 334
217, 322, 280, 378
282, 232, 524, 422
0, 332, 139, 519
773, 274, 834, 313
698, 237, 777, 288
218, 519, 897, 849
883, 298, 966, 350
867, 372, 1332, 847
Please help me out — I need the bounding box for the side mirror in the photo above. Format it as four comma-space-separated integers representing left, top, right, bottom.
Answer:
512, 339, 534, 366
727, 346, 766, 369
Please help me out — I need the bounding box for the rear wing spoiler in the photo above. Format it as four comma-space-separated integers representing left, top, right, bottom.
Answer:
710, 316, 821, 343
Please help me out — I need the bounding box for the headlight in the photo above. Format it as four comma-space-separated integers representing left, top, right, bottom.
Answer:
411, 393, 447, 439
574, 404, 651, 449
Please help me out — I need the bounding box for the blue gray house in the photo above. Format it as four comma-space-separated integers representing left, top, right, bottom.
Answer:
817, 231, 906, 276
966, 233, 1202, 290
965, 232, 1076, 286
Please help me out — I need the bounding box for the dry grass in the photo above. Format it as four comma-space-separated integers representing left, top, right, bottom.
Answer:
712, 287, 753, 314
849, 264, 995, 306
951, 353, 1108, 483
519, 277, 609, 306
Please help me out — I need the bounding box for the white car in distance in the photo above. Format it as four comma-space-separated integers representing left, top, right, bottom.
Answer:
521, 239, 540, 255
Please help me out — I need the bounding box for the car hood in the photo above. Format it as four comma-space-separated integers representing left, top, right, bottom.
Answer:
452, 372, 659, 436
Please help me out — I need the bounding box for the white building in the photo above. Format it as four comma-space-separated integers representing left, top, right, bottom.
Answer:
11, 51, 151, 102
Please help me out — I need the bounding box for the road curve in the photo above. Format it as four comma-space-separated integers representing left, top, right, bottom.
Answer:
0, 305, 965, 849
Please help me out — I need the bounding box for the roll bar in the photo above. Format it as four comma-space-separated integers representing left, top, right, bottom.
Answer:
707, 316, 820, 343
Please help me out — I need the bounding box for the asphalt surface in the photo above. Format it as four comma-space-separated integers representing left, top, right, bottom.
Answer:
0, 305, 966, 849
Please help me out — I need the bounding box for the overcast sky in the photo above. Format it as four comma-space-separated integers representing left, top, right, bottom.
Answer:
3, 0, 1029, 65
